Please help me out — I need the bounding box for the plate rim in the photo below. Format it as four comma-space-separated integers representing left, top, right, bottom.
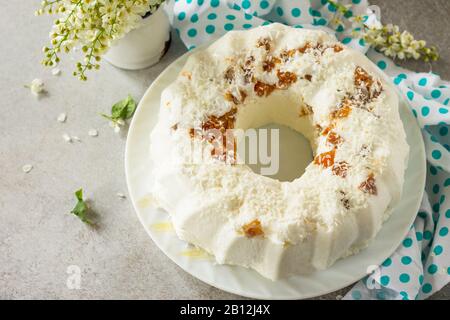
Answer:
125, 48, 426, 300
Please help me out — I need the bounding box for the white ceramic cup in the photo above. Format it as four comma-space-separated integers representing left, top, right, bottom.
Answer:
104, 7, 171, 70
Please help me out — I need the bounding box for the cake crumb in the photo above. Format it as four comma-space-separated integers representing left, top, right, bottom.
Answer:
57, 113, 67, 123
116, 193, 126, 199
22, 164, 33, 173
62, 133, 72, 143
88, 129, 98, 137
51, 68, 61, 76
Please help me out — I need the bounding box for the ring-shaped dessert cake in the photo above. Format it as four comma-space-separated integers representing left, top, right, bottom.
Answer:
150, 24, 409, 280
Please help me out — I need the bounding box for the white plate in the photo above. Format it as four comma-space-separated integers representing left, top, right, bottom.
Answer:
125, 50, 426, 300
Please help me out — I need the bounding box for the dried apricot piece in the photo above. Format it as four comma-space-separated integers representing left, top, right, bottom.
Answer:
225, 90, 247, 105
359, 173, 377, 195
254, 81, 276, 97
299, 104, 313, 117
277, 70, 297, 89
257, 38, 271, 51
224, 67, 235, 84
327, 131, 343, 146
280, 49, 297, 62
262, 56, 281, 72
333, 45, 344, 52
242, 219, 264, 238
332, 161, 349, 178
314, 149, 336, 168
331, 104, 352, 119
354, 66, 373, 91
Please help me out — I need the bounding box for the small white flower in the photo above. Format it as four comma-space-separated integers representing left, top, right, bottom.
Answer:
62, 133, 72, 143
374, 35, 386, 46
109, 119, 125, 133
88, 129, 98, 137
27, 78, 45, 96
382, 46, 396, 58
329, 15, 343, 28
22, 164, 33, 173
57, 113, 67, 123
411, 50, 421, 60
51, 68, 61, 76
389, 33, 400, 45
417, 40, 426, 47
349, 15, 365, 29
400, 31, 413, 46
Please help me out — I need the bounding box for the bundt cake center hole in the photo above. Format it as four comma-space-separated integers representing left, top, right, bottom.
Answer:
236, 123, 314, 182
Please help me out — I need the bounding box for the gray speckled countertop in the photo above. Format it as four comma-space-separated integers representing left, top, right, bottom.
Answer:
1, 0, 448, 300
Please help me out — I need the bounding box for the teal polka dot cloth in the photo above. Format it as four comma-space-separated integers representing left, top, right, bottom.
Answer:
167, 0, 450, 300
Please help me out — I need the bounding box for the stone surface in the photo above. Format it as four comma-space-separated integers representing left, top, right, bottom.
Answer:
0, 0, 448, 300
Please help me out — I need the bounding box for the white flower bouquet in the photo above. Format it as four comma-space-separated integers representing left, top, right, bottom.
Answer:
37, 0, 165, 80
326, 0, 439, 62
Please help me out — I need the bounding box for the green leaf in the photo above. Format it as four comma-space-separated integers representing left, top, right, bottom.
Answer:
123, 95, 137, 119
75, 188, 83, 201
108, 95, 137, 121
70, 188, 92, 225
111, 100, 127, 120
